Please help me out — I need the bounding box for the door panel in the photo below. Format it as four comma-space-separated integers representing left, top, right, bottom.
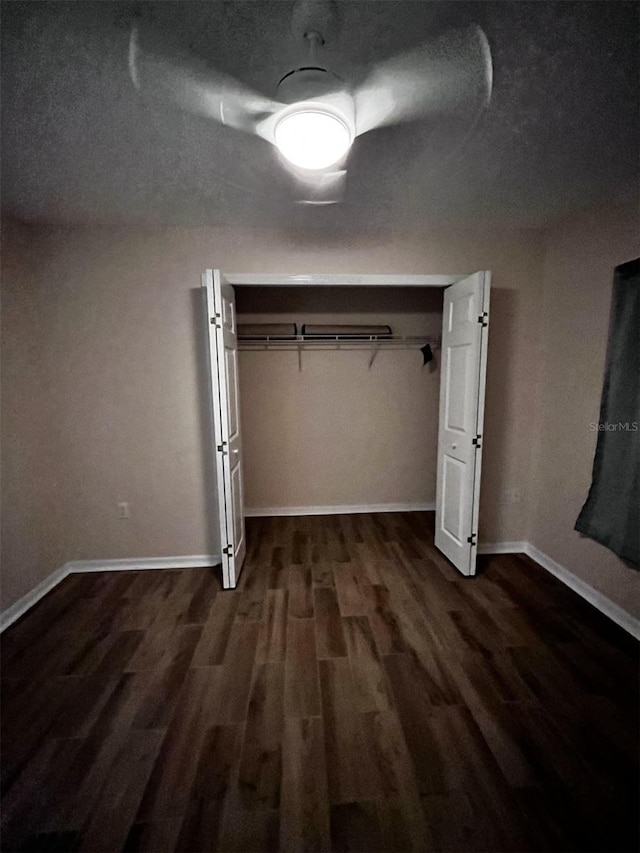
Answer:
231, 462, 244, 545
203, 269, 246, 588
445, 344, 470, 432
449, 291, 475, 327
435, 271, 490, 576
225, 347, 239, 442
442, 456, 464, 542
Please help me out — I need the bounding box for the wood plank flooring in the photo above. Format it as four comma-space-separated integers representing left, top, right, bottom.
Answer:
1, 512, 638, 852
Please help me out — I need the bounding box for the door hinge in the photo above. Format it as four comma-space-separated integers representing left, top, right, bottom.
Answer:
222, 544, 232, 556
210, 313, 221, 328
467, 533, 477, 546
478, 312, 488, 327
472, 434, 482, 448
217, 441, 228, 454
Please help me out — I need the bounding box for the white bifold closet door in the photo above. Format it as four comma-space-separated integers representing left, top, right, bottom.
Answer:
435, 271, 490, 577
202, 269, 246, 589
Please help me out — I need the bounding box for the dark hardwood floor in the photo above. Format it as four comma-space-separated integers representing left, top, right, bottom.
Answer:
1, 512, 638, 852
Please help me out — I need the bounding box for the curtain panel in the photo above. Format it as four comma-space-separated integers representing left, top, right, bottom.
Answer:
575, 258, 639, 566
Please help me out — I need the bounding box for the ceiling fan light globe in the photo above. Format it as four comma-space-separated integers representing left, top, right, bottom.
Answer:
275, 109, 351, 171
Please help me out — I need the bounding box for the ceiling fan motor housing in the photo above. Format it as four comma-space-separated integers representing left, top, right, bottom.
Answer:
276, 67, 355, 140
277, 67, 342, 104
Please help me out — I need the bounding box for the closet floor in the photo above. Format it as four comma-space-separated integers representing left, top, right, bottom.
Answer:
1, 512, 638, 852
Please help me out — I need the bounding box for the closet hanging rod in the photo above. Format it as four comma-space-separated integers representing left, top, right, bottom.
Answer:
237, 335, 441, 371
237, 334, 441, 348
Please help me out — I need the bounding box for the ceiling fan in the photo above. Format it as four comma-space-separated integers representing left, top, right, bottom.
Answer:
128, 1, 492, 205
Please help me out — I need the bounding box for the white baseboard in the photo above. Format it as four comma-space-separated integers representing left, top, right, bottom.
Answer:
64, 555, 220, 573
3, 536, 638, 642
478, 541, 528, 555
244, 502, 436, 517
478, 540, 640, 641
0, 564, 71, 634
0, 554, 220, 633
523, 542, 640, 641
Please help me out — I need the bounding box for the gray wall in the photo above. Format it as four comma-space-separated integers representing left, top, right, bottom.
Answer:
0, 218, 568, 611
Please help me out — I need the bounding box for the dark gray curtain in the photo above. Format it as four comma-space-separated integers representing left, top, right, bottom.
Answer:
575, 258, 640, 566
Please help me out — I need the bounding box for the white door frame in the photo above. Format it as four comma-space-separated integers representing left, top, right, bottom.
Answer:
223, 273, 465, 287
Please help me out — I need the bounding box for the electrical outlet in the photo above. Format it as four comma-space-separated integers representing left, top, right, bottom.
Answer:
117, 501, 130, 519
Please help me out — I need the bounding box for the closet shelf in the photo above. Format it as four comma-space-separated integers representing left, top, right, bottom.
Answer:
238, 334, 440, 347
237, 334, 441, 370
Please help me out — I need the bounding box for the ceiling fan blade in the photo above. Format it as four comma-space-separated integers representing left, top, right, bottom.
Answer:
354, 25, 492, 136
292, 168, 347, 205
129, 26, 282, 138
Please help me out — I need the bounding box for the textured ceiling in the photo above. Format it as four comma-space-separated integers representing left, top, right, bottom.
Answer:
1, 1, 638, 231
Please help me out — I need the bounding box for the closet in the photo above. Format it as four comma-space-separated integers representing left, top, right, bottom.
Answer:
235, 286, 442, 513
203, 271, 490, 589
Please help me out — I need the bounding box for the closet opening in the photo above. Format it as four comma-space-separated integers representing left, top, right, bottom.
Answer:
203, 271, 490, 589
235, 285, 444, 519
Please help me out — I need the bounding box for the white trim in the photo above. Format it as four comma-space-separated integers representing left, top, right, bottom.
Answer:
0, 564, 70, 633
478, 541, 528, 555
478, 540, 640, 640
0, 555, 220, 633
225, 273, 463, 288
3, 540, 638, 641
244, 502, 436, 517
64, 555, 220, 573
523, 543, 640, 641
